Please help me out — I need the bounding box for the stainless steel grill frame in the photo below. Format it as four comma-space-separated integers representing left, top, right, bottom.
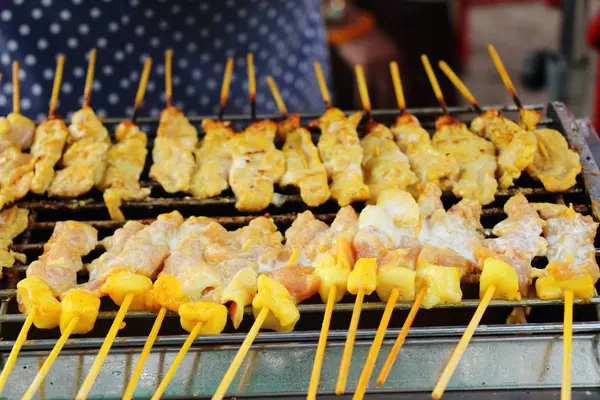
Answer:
1, 102, 600, 399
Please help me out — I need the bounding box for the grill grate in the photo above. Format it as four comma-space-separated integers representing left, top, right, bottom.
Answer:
1, 102, 600, 398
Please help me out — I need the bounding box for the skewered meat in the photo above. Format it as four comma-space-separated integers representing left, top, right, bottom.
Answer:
279, 114, 330, 207
316, 108, 369, 206
475, 194, 547, 296
391, 113, 458, 193
88, 211, 183, 283
0, 138, 35, 210
26, 221, 98, 296
432, 115, 498, 205
229, 120, 285, 211
0, 206, 28, 276
99, 121, 151, 221
190, 120, 234, 199
47, 107, 110, 197
360, 123, 417, 202
30, 118, 69, 194
534, 204, 598, 299
470, 109, 537, 189
150, 106, 198, 193
0, 112, 36, 150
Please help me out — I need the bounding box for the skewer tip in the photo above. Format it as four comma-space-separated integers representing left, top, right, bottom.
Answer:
165, 49, 173, 108
354, 64, 372, 118
420, 54, 447, 113
218, 57, 234, 120
487, 44, 523, 109
247, 53, 256, 119
313, 61, 331, 108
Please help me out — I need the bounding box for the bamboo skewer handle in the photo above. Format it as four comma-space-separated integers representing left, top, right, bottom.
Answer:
562, 290, 574, 400
336, 289, 365, 395
0, 307, 37, 395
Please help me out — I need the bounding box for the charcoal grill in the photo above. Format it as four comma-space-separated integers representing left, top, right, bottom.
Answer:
2, 102, 600, 399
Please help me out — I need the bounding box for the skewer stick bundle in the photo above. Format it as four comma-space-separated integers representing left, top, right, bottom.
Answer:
83, 48, 96, 107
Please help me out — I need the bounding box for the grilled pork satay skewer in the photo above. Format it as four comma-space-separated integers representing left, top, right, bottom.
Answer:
355, 65, 417, 203
438, 60, 537, 190
313, 62, 369, 206
533, 203, 598, 400
228, 53, 285, 212
488, 45, 581, 192
0, 206, 28, 277
0, 63, 37, 210
421, 55, 498, 205
150, 50, 198, 193
266, 76, 330, 207
48, 49, 111, 198
99, 58, 152, 221
0, 221, 97, 396
0, 61, 36, 149
389, 62, 458, 195
75, 211, 184, 399
30, 55, 69, 195
190, 58, 235, 199
353, 189, 422, 400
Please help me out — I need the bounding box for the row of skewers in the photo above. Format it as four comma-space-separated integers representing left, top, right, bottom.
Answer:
0, 46, 583, 222
0, 176, 596, 399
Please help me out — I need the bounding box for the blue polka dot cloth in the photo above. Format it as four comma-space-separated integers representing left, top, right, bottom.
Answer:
0, 0, 331, 121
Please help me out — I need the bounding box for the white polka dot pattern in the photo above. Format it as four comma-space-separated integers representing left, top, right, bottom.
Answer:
0, 0, 330, 119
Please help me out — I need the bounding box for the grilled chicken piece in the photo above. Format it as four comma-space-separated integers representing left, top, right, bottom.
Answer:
0, 138, 35, 210
89, 211, 183, 283
0, 112, 36, 150
354, 189, 421, 301
475, 194, 547, 295
279, 115, 330, 207
190, 119, 234, 199
100, 121, 150, 221
471, 109, 537, 189
316, 108, 369, 206
48, 107, 111, 197
391, 113, 459, 194
0, 207, 28, 276
26, 221, 98, 296
30, 118, 69, 194
432, 115, 498, 205
229, 120, 285, 211
360, 123, 417, 203
150, 106, 198, 193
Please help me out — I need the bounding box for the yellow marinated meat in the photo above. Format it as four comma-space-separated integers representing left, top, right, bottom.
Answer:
0, 138, 35, 210
360, 123, 417, 203
150, 106, 198, 193
317, 108, 369, 206
0, 112, 36, 150
229, 120, 285, 211
190, 119, 234, 199
0, 206, 28, 276
279, 114, 330, 207
30, 118, 69, 194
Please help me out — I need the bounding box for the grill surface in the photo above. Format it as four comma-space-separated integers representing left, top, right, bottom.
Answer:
2, 102, 600, 399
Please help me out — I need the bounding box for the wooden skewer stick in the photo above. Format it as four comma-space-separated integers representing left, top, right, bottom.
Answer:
438, 61, 483, 114
562, 290, 573, 400
212, 307, 269, 400
336, 289, 365, 395
83, 48, 96, 108
12, 61, 20, 114
131, 57, 152, 123
431, 285, 496, 399
22, 317, 80, 400
76, 293, 134, 400
307, 286, 338, 400
122, 307, 168, 400
420, 54, 448, 114
218, 57, 234, 120
314, 61, 331, 108
488, 44, 523, 110
266, 76, 288, 117
389, 61, 406, 113
353, 287, 400, 400
48, 54, 65, 118
0, 307, 37, 395
247, 53, 256, 120
377, 287, 426, 386
354, 65, 371, 119
165, 49, 173, 108
151, 319, 204, 400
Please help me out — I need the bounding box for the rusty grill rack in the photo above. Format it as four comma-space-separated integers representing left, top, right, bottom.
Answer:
2, 102, 600, 398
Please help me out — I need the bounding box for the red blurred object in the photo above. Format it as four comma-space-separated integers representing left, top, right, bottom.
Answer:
587, 10, 600, 131
456, 0, 555, 67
